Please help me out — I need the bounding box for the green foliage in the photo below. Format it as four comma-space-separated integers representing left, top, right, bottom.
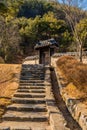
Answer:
75, 18, 87, 46
0, 1, 8, 16
0, 17, 21, 63
15, 12, 68, 47
18, 0, 53, 18
7, 0, 24, 17
38, 12, 67, 39
60, 30, 73, 51
0, 0, 87, 63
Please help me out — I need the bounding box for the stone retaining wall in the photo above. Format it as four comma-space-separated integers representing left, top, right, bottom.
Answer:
53, 64, 87, 130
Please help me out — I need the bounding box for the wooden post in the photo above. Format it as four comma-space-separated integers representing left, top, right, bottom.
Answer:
38, 50, 40, 64
49, 47, 51, 66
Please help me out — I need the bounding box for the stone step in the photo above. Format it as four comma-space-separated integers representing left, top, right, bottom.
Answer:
21, 69, 44, 72
21, 72, 44, 75
20, 80, 44, 83
22, 67, 44, 69
14, 93, 45, 98
19, 86, 45, 89
20, 79, 44, 82
22, 71, 44, 73
12, 97, 46, 104
19, 84, 50, 88
21, 76, 44, 77
22, 66, 44, 68
22, 64, 44, 67
7, 103, 47, 112
21, 76, 44, 79
21, 72, 44, 74
3, 111, 48, 122
0, 121, 50, 130
21, 74, 44, 77
20, 83, 45, 86
22, 66, 44, 69
22, 69, 44, 71
21, 74, 44, 76
20, 76, 44, 79
17, 89, 45, 93
21, 78, 44, 80
22, 68, 44, 70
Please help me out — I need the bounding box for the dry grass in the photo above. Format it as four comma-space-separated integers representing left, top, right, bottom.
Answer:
0, 64, 21, 117
56, 56, 87, 94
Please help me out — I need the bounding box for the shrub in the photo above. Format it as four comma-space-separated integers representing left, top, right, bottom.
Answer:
0, 57, 4, 63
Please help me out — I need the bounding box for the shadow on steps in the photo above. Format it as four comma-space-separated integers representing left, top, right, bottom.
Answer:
51, 70, 82, 130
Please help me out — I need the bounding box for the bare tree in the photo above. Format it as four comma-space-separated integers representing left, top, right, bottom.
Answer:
0, 16, 21, 62
58, 0, 86, 62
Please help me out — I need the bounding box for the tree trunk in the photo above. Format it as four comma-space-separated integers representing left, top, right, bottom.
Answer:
79, 45, 83, 62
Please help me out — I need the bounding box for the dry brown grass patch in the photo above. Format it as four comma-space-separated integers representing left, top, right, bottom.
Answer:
0, 64, 21, 117
56, 56, 87, 94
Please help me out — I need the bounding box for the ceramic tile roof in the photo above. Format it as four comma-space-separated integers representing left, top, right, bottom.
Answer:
35, 38, 58, 49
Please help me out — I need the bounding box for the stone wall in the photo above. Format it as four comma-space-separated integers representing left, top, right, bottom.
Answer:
23, 55, 39, 64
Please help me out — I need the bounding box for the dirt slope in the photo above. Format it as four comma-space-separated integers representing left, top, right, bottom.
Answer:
0, 64, 21, 118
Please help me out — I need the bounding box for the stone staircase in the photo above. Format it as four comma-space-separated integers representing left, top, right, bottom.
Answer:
0, 64, 80, 130
0, 64, 51, 130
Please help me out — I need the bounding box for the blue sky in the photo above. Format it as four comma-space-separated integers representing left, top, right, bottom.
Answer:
58, 0, 87, 10
80, 0, 87, 10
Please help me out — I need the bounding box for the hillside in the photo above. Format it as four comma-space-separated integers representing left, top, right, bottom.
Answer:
0, 64, 21, 118
0, 0, 87, 63
56, 56, 87, 97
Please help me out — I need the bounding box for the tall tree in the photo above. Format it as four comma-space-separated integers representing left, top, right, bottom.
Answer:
0, 0, 8, 15
0, 17, 21, 62
17, 0, 53, 18
58, 0, 87, 62
75, 18, 87, 51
